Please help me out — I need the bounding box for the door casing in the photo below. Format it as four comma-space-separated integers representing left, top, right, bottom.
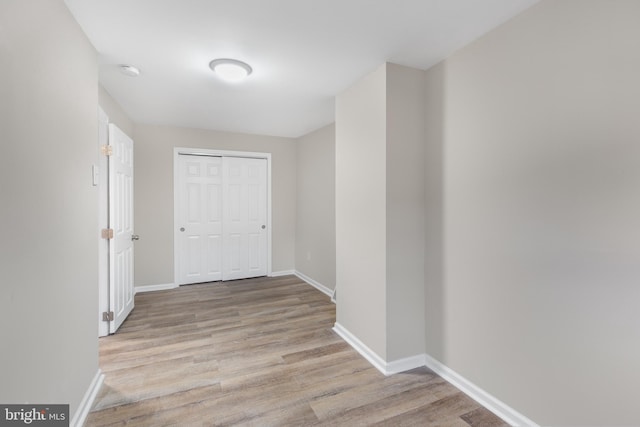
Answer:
98, 108, 109, 337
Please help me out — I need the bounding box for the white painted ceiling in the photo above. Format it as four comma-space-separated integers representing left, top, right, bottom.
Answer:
64, 0, 538, 138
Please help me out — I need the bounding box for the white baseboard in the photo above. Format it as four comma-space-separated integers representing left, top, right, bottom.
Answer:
333, 323, 426, 376
423, 354, 538, 427
269, 270, 295, 277
135, 283, 177, 294
70, 369, 104, 427
332, 322, 389, 375
385, 354, 428, 375
295, 271, 334, 299
332, 323, 537, 427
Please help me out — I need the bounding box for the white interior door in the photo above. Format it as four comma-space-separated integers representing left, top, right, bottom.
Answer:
176, 155, 223, 285
222, 157, 268, 281
108, 124, 135, 333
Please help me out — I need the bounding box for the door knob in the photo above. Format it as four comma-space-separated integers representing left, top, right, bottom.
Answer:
180, 227, 185, 232
261, 225, 266, 229
131, 234, 140, 241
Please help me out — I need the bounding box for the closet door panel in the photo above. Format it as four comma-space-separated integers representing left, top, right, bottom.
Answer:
176, 155, 223, 284
222, 157, 268, 280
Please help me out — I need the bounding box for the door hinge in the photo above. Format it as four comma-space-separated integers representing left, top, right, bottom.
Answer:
101, 228, 114, 239
100, 144, 113, 156
102, 311, 114, 322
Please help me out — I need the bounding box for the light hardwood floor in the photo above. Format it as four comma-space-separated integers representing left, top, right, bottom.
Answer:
87, 275, 509, 426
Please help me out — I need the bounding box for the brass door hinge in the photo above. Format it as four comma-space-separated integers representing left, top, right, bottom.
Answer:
101, 228, 114, 239
102, 311, 114, 322
100, 144, 113, 156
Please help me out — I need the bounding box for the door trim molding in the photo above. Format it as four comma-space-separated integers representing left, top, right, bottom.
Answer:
97, 107, 110, 337
173, 147, 273, 286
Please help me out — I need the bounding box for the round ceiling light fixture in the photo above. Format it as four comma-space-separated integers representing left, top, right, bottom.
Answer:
209, 58, 252, 82
119, 64, 140, 77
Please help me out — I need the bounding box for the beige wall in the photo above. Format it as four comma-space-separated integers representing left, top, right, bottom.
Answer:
336, 64, 388, 358
133, 124, 296, 286
423, 62, 445, 364
335, 63, 427, 362
99, 85, 135, 137
0, 0, 99, 418
424, 1, 640, 424
295, 124, 336, 290
385, 63, 426, 361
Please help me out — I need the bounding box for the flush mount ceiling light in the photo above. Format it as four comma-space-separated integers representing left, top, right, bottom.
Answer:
209, 58, 252, 82
119, 65, 140, 77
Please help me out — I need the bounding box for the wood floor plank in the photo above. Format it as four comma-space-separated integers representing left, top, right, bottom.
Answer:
88, 385, 222, 426
461, 407, 511, 427
373, 392, 485, 427
308, 368, 441, 420
86, 276, 508, 426
310, 380, 453, 426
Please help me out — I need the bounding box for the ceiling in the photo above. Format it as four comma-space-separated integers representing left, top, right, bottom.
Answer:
64, 0, 538, 138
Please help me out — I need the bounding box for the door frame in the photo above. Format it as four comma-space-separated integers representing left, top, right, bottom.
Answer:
98, 107, 109, 337
173, 147, 272, 286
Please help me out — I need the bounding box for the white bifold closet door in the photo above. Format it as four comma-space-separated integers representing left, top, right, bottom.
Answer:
176, 154, 267, 285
